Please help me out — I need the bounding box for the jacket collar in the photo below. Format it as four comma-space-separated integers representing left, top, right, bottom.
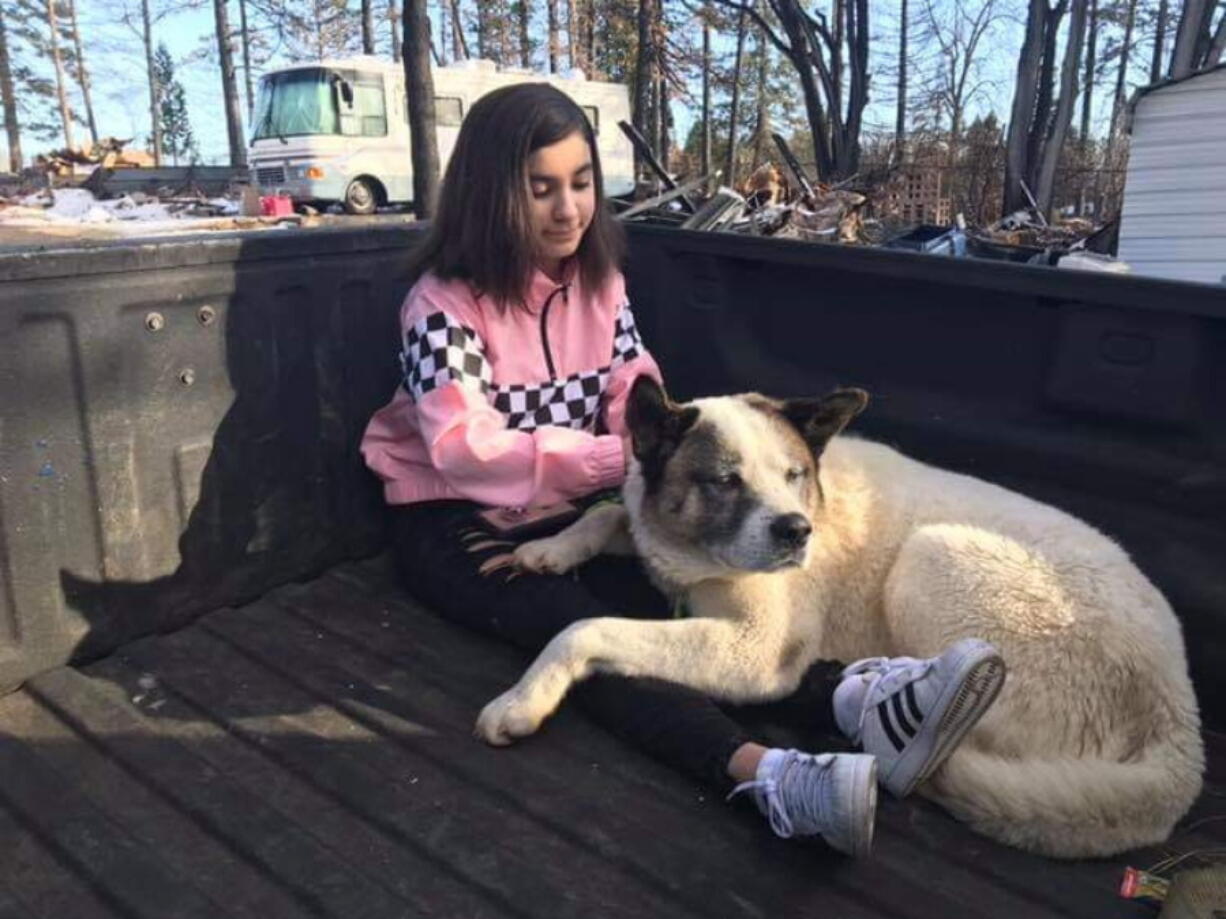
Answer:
525, 259, 577, 311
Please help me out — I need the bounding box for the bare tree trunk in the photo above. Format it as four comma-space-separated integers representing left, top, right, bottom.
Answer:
214, 0, 247, 167
0, 3, 22, 172
362, 0, 375, 52
140, 0, 162, 164
1079, 0, 1096, 143
1035, 0, 1088, 216
547, 0, 559, 70
1004, 0, 1049, 213
394, 0, 404, 60
475, 0, 487, 57
1150, 0, 1169, 80
1169, 0, 1208, 77
588, 0, 598, 75
66, 0, 98, 145
518, 0, 531, 66
1107, 0, 1136, 141
45, 0, 75, 149
1208, 13, 1226, 65
404, 0, 440, 216
751, 28, 769, 169
567, 0, 578, 68
239, 0, 254, 115
658, 74, 671, 171
450, 0, 467, 58
633, 0, 654, 167
895, 0, 907, 163
724, 6, 747, 187
700, 11, 711, 177
1078, 0, 1097, 215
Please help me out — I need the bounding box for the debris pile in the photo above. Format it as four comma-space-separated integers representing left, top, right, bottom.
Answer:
613, 122, 1123, 269
35, 137, 155, 176
614, 124, 872, 245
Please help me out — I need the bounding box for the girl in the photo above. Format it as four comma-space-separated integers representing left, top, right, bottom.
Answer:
361, 83, 1003, 857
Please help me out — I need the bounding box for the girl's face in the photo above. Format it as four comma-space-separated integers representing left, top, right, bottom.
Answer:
526, 130, 596, 277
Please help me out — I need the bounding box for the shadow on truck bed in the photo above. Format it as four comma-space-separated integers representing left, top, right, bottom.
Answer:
1, 224, 1225, 917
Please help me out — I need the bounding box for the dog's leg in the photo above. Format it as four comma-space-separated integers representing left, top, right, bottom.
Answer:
475, 615, 791, 745
514, 503, 631, 575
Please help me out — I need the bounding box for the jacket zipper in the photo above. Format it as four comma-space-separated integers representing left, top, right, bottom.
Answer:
539, 284, 568, 379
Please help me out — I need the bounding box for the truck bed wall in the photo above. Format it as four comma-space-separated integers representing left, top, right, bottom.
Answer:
2, 225, 1224, 723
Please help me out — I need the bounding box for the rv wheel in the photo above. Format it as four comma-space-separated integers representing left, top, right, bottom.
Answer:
344, 178, 377, 215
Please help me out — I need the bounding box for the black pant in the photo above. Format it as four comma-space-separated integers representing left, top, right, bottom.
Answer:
391, 498, 846, 792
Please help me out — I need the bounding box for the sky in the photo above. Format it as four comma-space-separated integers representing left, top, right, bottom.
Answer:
5, 0, 1160, 170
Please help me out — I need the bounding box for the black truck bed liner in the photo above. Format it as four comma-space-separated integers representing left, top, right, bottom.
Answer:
2, 555, 1223, 919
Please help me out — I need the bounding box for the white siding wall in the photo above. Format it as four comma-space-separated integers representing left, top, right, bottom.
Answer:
1118, 67, 1226, 285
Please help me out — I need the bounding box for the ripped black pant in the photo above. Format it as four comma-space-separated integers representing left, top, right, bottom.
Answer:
391, 498, 848, 792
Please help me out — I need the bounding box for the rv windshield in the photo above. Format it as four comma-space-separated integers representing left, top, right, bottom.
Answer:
252, 67, 387, 140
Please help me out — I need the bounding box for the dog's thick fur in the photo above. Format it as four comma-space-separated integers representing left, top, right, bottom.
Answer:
475, 379, 1204, 858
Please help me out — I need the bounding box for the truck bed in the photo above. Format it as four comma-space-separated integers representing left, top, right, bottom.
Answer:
3, 555, 1223, 919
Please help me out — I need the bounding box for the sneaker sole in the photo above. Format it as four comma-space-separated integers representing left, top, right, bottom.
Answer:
883, 648, 1006, 798
837, 755, 879, 858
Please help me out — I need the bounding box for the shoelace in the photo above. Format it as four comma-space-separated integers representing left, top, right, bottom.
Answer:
726, 750, 829, 838
840, 655, 934, 741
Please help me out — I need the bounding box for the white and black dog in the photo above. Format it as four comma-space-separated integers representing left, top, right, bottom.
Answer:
476, 377, 1204, 858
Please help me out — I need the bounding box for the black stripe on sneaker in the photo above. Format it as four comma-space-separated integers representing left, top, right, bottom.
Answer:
905, 682, 924, 725
891, 692, 917, 738
877, 699, 906, 751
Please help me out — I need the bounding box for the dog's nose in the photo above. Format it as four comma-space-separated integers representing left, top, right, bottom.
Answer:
770, 513, 812, 547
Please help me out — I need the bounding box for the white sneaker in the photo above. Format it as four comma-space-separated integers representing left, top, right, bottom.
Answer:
729, 749, 877, 857
833, 638, 1006, 798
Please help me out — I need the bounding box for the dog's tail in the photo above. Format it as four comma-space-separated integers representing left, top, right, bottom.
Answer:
925, 732, 1204, 858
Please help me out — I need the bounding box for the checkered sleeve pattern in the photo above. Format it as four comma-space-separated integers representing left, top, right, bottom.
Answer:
491, 370, 610, 432
610, 301, 643, 367
400, 311, 493, 401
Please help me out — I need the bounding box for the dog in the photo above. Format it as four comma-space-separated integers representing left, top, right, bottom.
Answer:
475, 377, 1204, 858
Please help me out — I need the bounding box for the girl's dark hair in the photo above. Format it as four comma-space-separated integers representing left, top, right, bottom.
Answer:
406, 82, 625, 310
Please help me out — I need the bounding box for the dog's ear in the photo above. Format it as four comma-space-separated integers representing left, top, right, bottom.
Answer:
780, 388, 869, 455
627, 376, 699, 479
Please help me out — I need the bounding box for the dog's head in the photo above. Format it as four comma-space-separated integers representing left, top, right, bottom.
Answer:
626, 377, 868, 574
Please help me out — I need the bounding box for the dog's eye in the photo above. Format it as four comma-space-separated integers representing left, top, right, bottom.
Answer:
697, 472, 741, 489
785, 467, 808, 483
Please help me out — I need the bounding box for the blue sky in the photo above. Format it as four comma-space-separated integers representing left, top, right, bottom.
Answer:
6, 0, 1152, 169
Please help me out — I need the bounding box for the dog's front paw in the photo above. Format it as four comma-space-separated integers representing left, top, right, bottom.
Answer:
475, 689, 548, 746
514, 535, 585, 575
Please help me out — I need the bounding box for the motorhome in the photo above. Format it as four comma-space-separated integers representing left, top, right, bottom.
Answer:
247, 57, 635, 214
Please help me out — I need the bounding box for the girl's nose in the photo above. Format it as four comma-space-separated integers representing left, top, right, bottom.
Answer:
553, 190, 579, 222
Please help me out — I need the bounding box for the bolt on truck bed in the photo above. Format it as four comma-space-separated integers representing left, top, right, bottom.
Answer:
1, 225, 1225, 917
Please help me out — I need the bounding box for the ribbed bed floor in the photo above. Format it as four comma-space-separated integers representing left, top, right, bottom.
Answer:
1, 556, 1222, 919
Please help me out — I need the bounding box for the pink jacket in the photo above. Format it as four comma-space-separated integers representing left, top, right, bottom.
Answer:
360, 266, 662, 507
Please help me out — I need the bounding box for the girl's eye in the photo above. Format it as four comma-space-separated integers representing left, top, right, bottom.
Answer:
572, 182, 591, 192
786, 467, 807, 483
531, 185, 550, 198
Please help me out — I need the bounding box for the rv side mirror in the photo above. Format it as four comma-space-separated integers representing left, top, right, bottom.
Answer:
338, 79, 354, 108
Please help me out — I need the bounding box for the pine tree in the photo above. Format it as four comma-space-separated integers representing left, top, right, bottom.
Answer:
153, 44, 197, 166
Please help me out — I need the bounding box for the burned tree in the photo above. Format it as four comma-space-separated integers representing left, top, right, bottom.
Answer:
238, 0, 254, 113
1003, 0, 1089, 216
0, 2, 21, 171
213, 0, 246, 167
65, 0, 97, 145
716, 0, 871, 181
1150, 0, 1170, 79
404, 0, 439, 217
1168, 0, 1225, 77
361, 0, 375, 53
44, 0, 74, 149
